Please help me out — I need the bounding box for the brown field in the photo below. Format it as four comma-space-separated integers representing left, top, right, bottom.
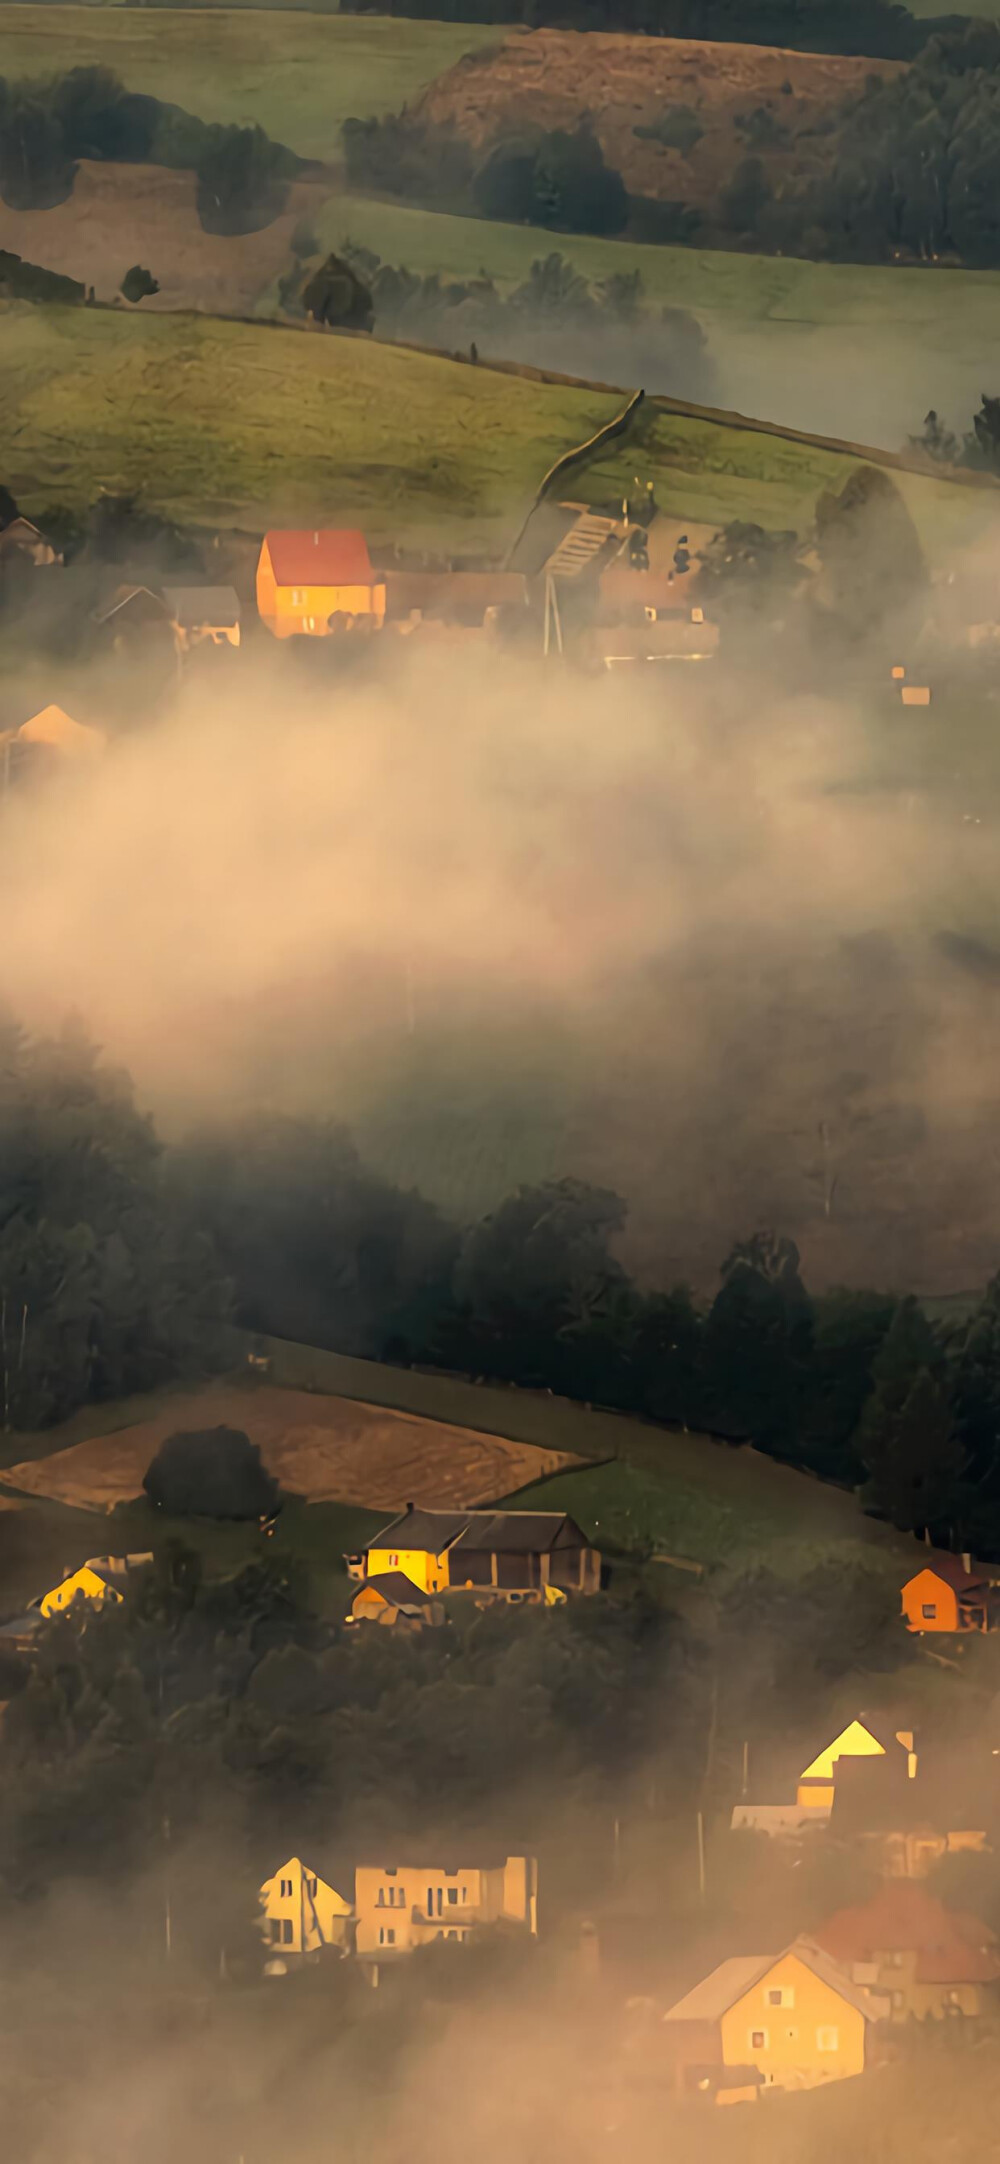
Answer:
412, 28, 898, 210
0, 1384, 581, 1515
0, 161, 330, 317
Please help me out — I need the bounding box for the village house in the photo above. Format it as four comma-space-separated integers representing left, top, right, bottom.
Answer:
345, 1574, 447, 1631
94, 583, 177, 660
662, 1938, 886, 2096
259, 1857, 353, 1962
830, 1755, 992, 1877
0, 704, 106, 786
814, 1881, 1000, 2021
0, 515, 61, 568
256, 529, 386, 637
161, 585, 242, 652
901, 1555, 995, 1633
35, 1552, 152, 1618
796, 1713, 917, 1815
345, 1504, 600, 1598
354, 1855, 537, 1958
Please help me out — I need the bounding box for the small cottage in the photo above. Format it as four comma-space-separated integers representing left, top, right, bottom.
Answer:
796, 1713, 916, 1814
901, 1556, 994, 1634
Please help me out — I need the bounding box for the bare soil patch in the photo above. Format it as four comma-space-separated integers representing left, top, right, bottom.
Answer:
0, 1384, 581, 1514
413, 29, 899, 210
0, 161, 328, 316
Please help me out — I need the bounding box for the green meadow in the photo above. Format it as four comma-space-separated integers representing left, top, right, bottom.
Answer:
0, 6, 497, 160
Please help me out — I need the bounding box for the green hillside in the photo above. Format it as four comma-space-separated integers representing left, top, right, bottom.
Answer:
0, 304, 621, 549
0, 6, 498, 161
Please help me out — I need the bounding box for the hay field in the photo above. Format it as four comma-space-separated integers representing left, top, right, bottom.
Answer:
0, 7, 498, 161
0, 1383, 581, 1514
0, 304, 621, 549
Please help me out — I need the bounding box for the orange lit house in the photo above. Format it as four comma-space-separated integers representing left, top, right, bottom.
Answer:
901, 1555, 994, 1633
815, 1880, 1000, 2021
256, 529, 386, 638
662, 1938, 886, 2096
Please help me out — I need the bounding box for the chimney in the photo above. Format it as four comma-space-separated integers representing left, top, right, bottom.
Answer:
963, 1552, 973, 1575
405, 1500, 414, 1514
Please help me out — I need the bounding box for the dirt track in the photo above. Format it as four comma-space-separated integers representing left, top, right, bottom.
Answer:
413, 29, 898, 210
0, 1385, 580, 1515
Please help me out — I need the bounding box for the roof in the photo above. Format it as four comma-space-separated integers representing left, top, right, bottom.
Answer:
366, 1507, 590, 1556
905, 1554, 990, 1593
0, 1611, 43, 1640
664, 1956, 773, 2022
816, 1884, 999, 1982
94, 584, 169, 625
264, 530, 374, 588
352, 1573, 434, 1611
664, 1941, 879, 2026
830, 1753, 996, 1836
161, 585, 241, 626
14, 705, 105, 757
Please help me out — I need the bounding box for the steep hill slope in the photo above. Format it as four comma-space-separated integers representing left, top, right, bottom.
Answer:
411, 28, 900, 209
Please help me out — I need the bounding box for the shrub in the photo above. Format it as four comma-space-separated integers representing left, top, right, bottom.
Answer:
301, 250, 374, 329
634, 105, 704, 155
195, 123, 290, 236
120, 264, 159, 305
144, 1426, 280, 1520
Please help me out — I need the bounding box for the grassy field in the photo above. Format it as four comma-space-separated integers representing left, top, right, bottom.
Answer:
0, 303, 621, 548
330, 194, 1000, 449
0, 7, 497, 160
575, 402, 1000, 557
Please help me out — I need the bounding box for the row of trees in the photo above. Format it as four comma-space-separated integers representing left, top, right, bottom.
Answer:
283, 237, 715, 401
10, 1017, 1000, 1554
343, 114, 629, 239
342, 26, 1000, 270
338, 0, 952, 63
0, 64, 298, 231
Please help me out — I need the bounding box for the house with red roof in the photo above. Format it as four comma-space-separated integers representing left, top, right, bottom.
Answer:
256, 529, 386, 638
815, 1881, 1000, 2021
901, 1554, 996, 1634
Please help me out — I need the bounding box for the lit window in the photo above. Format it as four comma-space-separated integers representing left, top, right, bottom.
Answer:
816, 2027, 839, 2053
448, 1888, 459, 1906
749, 2030, 768, 2051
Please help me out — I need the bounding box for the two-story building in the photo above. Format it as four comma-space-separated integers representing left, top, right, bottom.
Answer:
346, 1505, 600, 1600
901, 1555, 995, 1634
796, 1713, 917, 1816
354, 1855, 538, 1958
662, 1939, 885, 2095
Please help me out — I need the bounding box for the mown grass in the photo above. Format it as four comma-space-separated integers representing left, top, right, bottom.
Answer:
0, 7, 497, 161
0, 303, 621, 549
577, 404, 1000, 557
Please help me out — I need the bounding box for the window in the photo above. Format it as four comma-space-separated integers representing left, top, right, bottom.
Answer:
280, 1879, 292, 1898
922, 1603, 937, 1619
448, 1888, 459, 1906
447, 1930, 457, 1940
816, 2027, 839, 2053
378, 1927, 397, 1947
292, 589, 302, 606
887, 1952, 903, 1968
461, 1887, 468, 1903
306, 1878, 316, 1896
749, 2030, 768, 2051
377, 1889, 385, 1907
767, 1986, 794, 2008
389, 1554, 399, 1567
281, 1919, 294, 1946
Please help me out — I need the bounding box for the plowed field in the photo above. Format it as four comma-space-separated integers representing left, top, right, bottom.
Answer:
0, 1386, 580, 1515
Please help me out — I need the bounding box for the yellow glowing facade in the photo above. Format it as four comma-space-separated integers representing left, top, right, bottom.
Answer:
797, 1719, 915, 1812
354, 1855, 538, 1957
39, 1565, 124, 1618
259, 1857, 353, 1957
